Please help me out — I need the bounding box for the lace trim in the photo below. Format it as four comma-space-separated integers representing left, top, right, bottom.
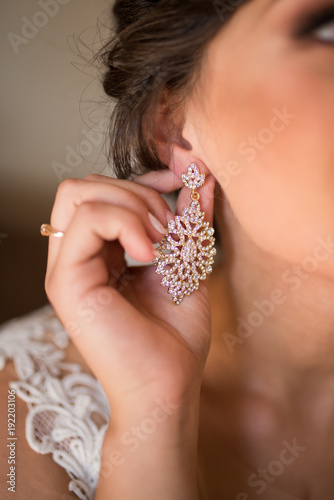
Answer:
0, 305, 110, 500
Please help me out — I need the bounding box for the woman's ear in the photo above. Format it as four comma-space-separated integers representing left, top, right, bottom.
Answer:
168, 142, 211, 181
154, 97, 211, 180
148, 97, 216, 223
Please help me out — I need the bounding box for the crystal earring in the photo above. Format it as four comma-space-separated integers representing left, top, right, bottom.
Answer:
154, 163, 216, 305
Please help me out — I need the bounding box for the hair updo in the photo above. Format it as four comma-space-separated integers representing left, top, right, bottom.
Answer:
101, 0, 248, 179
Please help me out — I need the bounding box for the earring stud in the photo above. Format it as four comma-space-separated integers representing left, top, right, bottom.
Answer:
154, 163, 216, 305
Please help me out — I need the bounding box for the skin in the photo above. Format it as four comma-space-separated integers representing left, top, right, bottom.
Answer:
176, 0, 334, 498
1, 0, 334, 498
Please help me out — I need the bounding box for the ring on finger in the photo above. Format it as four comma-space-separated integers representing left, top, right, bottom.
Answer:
40, 224, 64, 238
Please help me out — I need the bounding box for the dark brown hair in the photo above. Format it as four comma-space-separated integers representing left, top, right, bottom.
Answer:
101, 0, 249, 179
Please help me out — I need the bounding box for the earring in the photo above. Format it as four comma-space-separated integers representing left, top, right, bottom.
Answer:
154, 163, 216, 305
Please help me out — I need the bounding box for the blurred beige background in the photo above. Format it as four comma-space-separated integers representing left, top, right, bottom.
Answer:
0, 0, 114, 323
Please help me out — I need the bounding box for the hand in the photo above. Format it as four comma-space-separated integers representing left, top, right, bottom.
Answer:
45, 170, 216, 413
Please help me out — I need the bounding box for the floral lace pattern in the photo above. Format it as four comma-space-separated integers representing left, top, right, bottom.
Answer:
0, 305, 110, 500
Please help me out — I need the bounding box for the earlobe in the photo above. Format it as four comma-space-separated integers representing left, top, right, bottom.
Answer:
167, 142, 211, 181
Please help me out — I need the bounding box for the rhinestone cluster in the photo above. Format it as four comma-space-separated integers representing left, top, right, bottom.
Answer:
181, 163, 205, 189
154, 164, 216, 305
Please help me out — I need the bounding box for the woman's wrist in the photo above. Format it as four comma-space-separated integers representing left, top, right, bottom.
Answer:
95, 394, 201, 499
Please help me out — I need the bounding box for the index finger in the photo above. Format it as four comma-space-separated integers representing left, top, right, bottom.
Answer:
133, 169, 183, 193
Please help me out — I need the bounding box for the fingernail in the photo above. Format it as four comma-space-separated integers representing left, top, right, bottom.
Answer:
165, 210, 175, 223
148, 212, 167, 235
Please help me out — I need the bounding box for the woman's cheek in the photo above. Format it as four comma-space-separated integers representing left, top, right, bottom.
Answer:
196, 29, 334, 276
218, 116, 334, 279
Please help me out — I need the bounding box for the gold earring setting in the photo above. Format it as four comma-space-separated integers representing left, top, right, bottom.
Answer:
154, 163, 216, 305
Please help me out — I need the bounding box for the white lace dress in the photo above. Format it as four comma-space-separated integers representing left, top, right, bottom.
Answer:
0, 305, 110, 500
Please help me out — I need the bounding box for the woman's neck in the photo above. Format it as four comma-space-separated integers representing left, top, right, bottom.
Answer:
210, 196, 334, 390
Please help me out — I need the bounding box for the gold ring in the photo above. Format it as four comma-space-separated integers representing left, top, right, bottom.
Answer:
40, 224, 64, 238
